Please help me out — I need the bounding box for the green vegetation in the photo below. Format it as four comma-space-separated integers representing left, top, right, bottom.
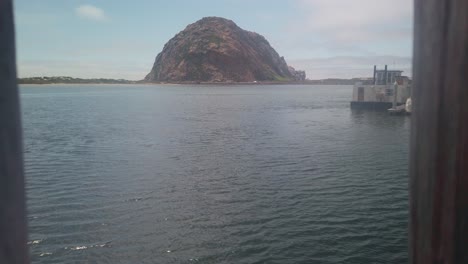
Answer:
207, 35, 223, 46
273, 75, 290, 82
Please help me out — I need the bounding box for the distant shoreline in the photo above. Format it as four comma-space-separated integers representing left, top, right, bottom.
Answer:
19, 82, 354, 86
18, 77, 360, 86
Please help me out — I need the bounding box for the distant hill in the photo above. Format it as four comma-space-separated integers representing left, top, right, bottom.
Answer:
18, 76, 137, 84
18, 76, 374, 86
145, 17, 305, 83
304, 78, 370, 85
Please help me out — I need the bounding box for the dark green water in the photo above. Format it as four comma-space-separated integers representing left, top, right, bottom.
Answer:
22, 84, 409, 263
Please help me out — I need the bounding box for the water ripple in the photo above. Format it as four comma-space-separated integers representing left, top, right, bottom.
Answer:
22, 85, 409, 263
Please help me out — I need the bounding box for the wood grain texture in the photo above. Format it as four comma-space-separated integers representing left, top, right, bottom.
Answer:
0, 0, 29, 263
410, 0, 468, 263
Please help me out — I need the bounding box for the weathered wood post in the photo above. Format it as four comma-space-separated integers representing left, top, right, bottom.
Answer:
384, 64, 388, 85
410, 0, 468, 263
0, 0, 29, 263
373, 65, 377, 85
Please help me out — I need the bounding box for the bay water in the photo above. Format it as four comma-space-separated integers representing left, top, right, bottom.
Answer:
22, 84, 409, 263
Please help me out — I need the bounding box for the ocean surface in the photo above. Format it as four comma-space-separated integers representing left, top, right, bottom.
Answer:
21, 84, 410, 263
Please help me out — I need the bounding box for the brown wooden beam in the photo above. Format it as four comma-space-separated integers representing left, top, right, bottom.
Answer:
0, 0, 29, 263
410, 0, 468, 263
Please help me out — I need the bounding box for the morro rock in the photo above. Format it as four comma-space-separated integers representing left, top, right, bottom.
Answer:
145, 17, 304, 82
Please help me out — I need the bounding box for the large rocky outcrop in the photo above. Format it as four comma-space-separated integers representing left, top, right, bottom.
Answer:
145, 17, 304, 82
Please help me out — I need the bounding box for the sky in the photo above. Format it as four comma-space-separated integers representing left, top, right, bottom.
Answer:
14, 0, 413, 80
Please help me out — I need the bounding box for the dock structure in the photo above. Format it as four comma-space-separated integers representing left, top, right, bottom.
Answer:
350, 65, 411, 111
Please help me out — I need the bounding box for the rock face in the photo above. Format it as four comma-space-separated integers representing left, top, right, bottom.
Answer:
145, 17, 304, 82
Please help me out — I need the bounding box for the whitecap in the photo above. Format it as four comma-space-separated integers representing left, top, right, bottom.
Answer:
27, 240, 42, 245
93, 241, 112, 248
66, 241, 111, 251
67, 246, 87, 251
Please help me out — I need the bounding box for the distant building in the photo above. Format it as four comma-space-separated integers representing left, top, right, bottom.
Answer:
350, 65, 412, 110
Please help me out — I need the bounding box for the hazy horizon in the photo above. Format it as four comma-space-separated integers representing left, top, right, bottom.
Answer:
15, 0, 413, 80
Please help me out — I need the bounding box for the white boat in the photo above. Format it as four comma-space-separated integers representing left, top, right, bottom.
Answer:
405, 98, 412, 114
388, 105, 406, 115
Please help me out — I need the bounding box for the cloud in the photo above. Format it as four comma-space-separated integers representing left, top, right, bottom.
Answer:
280, 0, 413, 56
298, 0, 412, 42
75, 5, 108, 21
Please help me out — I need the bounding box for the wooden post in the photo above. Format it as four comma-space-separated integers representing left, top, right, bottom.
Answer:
393, 82, 398, 109
373, 65, 377, 85
0, 0, 29, 263
410, 0, 468, 263
384, 64, 388, 85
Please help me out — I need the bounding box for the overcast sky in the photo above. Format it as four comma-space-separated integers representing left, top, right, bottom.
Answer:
14, 0, 413, 80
